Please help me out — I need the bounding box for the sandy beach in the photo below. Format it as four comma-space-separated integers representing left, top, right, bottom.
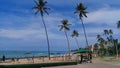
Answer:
0, 55, 76, 65
0, 55, 120, 68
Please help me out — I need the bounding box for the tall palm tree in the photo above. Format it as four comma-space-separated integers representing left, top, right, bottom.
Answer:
117, 20, 120, 28
33, 0, 51, 60
74, 3, 89, 47
59, 19, 71, 59
109, 29, 113, 43
113, 39, 119, 59
71, 30, 80, 49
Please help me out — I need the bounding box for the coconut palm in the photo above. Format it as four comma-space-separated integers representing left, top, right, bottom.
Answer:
117, 20, 120, 28
109, 29, 113, 43
113, 39, 119, 58
96, 34, 106, 53
74, 3, 89, 47
59, 19, 71, 59
71, 30, 80, 49
103, 29, 114, 44
109, 29, 113, 35
33, 0, 51, 60
97, 34, 101, 42
104, 29, 109, 35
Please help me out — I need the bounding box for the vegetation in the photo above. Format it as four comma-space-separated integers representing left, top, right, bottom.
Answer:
33, 0, 51, 60
74, 3, 89, 47
71, 30, 80, 49
93, 29, 120, 57
59, 19, 71, 59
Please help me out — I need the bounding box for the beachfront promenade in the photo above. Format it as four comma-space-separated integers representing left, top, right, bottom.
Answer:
45, 60, 120, 68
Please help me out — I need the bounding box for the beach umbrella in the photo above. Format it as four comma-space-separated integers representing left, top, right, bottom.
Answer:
76, 49, 91, 53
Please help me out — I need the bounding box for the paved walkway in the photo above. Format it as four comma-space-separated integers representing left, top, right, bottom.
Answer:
43, 60, 120, 68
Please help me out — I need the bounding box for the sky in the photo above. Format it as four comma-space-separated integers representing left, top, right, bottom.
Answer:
0, 0, 120, 51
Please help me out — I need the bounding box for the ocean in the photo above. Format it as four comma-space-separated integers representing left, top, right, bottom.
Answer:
0, 51, 67, 58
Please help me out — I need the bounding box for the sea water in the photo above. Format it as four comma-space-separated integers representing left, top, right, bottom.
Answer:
0, 51, 67, 58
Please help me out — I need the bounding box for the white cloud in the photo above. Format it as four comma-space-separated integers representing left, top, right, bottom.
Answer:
85, 8, 120, 25
0, 29, 42, 39
0, 28, 66, 41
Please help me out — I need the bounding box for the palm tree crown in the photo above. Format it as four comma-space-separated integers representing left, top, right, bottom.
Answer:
59, 20, 71, 31
71, 30, 79, 37
33, 0, 50, 16
109, 29, 113, 35
104, 29, 109, 35
74, 3, 87, 19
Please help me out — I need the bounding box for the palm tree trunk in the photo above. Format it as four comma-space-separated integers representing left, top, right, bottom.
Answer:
41, 16, 51, 60
116, 45, 118, 59
64, 30, 71, 59
114, 40, 118, 59
75, 37, 80, 49
80, 18, 89, 47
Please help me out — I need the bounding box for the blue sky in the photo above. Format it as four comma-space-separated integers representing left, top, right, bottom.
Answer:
0, 0, 120, 51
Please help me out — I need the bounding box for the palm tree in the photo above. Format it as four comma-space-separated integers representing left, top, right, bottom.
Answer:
74, 3, 89, 47
93, 43, 99, 56
33, 0, 51, 60
104, 29, 109, 35
59, 19, 71, 59
103, 29, 114, 45
109, 29, 113, 44
71, 30, 80, 49
113, 39, 119, 59
117, 20, 120, 28
97, 34, 101, 42
109, 29, 113, 35
96, 34, 106, 56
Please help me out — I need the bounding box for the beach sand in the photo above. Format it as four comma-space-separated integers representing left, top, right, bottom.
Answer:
0, 55, 76, 65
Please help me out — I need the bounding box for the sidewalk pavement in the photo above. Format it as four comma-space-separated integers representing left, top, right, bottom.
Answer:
43, 59, 120, 68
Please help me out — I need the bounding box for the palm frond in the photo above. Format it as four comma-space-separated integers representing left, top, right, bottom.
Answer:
59, 19, 71, 31
59, 26, 63, 31
34, 0, 39, 5
33, 0, 50, 16
117, 20, 120, 28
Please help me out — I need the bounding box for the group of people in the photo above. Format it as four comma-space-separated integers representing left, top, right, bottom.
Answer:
1, 55, 16, 62
78, 52, 92, 64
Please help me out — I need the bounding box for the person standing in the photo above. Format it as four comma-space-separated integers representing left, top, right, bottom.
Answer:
2, 55, 5, 62
88, 53, 92, 63
80, 54, 83, 63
